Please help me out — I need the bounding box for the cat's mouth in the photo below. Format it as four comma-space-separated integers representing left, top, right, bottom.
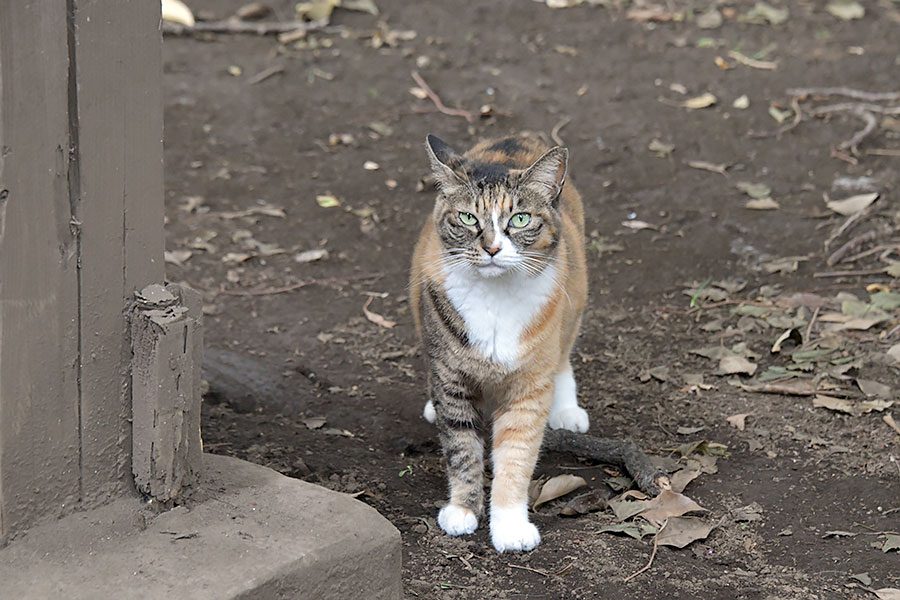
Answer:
476, 257, 510, 278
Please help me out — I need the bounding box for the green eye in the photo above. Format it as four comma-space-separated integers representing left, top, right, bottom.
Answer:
458, 212, 478, 226
509, 213, 532, 228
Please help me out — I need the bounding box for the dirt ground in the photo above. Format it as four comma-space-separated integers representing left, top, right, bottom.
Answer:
162, 1, 900, 597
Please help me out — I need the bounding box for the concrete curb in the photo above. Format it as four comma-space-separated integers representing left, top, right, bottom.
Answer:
0, 454, 402, 599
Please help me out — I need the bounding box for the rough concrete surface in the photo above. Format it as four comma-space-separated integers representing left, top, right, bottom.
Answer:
0, 454, 401, 600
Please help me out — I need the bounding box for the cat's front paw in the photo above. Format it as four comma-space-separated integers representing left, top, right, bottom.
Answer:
548, 406, 589, 433
490, 505, 540, 553
438, 504, 478, 536
423, 400, 436, 423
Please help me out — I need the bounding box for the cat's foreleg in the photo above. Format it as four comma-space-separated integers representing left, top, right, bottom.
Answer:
547, 361, 589, 433
489, 382, 552, 552
431, 366, 485, 536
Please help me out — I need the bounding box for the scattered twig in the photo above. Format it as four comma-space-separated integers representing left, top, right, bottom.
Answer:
551, 116, 571, 146
831, 149, 858, 165
805, 305, 820, 342
247, 64, 285, 85
839, 108, 878, 153
824, 206, 875, 251
842, 243, 897, 264
623, 523, 662, 583
813, 268, 888, 278
866, 148, 900, 157
686, 160, 729, 176
542, 429, 670, 495
162, 19, 328, 36
410, 71, 475, 122
812, 102, 900, 116
217, 273, 382, 297
786, 87, 900, 103
727, 50, 777, 70
827, 230, 880, 266
508, 563, 551, 577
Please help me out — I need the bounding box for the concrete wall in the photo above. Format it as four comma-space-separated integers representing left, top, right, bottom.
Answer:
0, 0, 167, 541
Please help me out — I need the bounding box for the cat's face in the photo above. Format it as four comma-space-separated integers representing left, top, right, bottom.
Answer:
425, 135, 568, 279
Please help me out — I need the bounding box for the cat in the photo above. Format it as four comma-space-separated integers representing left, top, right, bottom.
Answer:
409, 133, 589, 553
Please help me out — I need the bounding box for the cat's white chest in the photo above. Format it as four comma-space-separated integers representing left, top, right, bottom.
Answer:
443, 265, 559, 369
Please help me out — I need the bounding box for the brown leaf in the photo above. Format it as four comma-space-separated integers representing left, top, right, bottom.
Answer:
875, 590, 900, 600
636, 489, 707, 526
826, 192, 878, 216
363, 297, 396, 329
856, 379, 891, 398
560, 488, 610, 516
813, 394, 854, 414
302, 416, 327, 430
884, 413, 900, 436
656, 516, 715, 548
726, 413, 751, 431
532, 474, 587, 509
745, 198, 780, 210
718, 355, 757, 376
669, 465, 702, 493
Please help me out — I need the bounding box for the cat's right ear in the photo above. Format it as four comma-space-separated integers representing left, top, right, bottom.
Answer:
425, 134, 467, 194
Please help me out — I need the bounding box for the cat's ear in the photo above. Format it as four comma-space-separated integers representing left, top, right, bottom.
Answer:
425, 134, 468, 194
517, 146, 568, 205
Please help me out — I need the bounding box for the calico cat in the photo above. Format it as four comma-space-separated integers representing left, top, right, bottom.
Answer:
409, 133, 589, 552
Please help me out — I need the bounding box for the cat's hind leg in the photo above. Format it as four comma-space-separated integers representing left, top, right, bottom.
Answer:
547, 362, 589, 433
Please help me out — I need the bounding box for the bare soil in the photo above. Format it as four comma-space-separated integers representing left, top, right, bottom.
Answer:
163, 1, 900, 597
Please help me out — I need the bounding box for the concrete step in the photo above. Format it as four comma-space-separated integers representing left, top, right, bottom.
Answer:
0, 454, 401, 599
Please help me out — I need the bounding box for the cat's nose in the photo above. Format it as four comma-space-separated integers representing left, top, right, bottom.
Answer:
485, 245, 500, 256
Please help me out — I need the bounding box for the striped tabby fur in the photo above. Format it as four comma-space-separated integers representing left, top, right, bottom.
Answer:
410, 133, 588, 552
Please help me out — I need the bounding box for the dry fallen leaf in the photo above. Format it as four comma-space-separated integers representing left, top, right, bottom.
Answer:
636, 489, 707, 526
560, 488, 610, 516
161, 0, 196, 26
621, 220, 658, 231
875, 590, 900, 600
302, 416, 327, 430
532, 474, 587, 509
826, 192, 878, 216
745, 198, 780, 210
316, 194, 341, 208
726, 413, 751, 431
164, 249, 193, 266
884, 413, 900, 436
682, 92, 717, 110
669, 464, 702, 493
813, 394, 854, 414
826, 0, 865, 20
656, 516, 715, 548
736, 181, 772, 199
856, 378, 891, 398
363, 297, 396, 329
295, 248, 329, 263
718, 355, 758, 376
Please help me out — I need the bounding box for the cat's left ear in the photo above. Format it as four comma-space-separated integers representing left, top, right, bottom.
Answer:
517, 146, 568, 206
425, 134, 468, 194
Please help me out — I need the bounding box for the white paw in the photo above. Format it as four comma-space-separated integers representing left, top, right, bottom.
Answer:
548, 406, 589, 433
423, 400, 436, 423
490, 505, 541, 553
438, 504, 478, 536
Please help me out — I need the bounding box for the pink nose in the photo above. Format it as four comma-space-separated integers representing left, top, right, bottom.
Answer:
485, 246, 500, 256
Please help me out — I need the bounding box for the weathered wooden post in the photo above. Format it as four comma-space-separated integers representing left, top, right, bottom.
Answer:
0, 4, 400, 597
0, 0, 201, 541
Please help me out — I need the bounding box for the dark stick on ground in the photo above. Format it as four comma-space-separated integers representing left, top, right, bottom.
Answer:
542, 429, 670, 496
162, 19, 329, 36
